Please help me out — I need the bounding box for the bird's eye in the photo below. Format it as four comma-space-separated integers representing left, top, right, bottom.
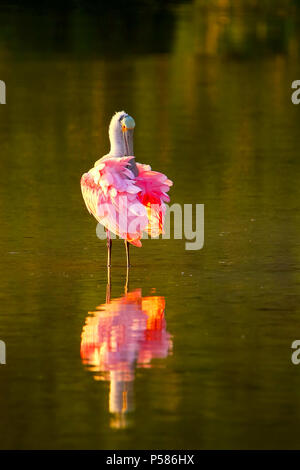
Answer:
121, 115, 135, 130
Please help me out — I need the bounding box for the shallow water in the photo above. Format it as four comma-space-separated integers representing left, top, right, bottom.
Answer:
1, 0, 300, 449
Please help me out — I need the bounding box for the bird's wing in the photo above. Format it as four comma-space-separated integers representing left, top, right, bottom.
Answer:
81, 157, 148, 246
135, 163, 173, 237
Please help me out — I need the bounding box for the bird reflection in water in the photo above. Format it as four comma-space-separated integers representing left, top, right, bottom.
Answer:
80, 269, 173, 429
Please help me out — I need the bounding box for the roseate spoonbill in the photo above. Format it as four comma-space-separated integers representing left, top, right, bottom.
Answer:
81, 111, 172, 267
81, 282, 172, 428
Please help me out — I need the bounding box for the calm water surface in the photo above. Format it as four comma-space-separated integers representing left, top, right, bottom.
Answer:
1, 0, 300, 449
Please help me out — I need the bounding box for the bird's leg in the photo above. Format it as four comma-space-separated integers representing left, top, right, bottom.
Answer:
125, 240, 131, 268
106, 265, 111, 303
125, 265, 129, 295
106, 230, 111, 302
106, 229, 112, 267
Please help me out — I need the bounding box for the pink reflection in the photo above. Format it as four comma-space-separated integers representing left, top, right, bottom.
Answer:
80, 289, 172, 428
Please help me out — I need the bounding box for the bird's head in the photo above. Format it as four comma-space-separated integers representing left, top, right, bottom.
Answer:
109, 111, 135, 157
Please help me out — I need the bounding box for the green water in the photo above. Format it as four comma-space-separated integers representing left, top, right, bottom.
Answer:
1, 0, 300, 449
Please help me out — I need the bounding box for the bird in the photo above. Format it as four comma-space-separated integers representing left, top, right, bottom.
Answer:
81, 111, 173, 267
80, 285, 172, 429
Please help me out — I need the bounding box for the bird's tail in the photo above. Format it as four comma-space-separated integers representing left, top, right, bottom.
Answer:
135, 163, 173, 237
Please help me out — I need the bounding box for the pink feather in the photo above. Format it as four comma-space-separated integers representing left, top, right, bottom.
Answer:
81, 156, 173, 247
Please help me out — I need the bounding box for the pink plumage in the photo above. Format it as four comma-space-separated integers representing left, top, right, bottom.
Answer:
80, 289, 172, 377
81, 155, 173, 247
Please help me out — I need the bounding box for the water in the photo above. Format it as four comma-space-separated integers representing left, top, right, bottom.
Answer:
1, 0, 300, 449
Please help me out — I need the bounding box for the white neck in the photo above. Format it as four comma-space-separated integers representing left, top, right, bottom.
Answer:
108, 111, 127, 157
